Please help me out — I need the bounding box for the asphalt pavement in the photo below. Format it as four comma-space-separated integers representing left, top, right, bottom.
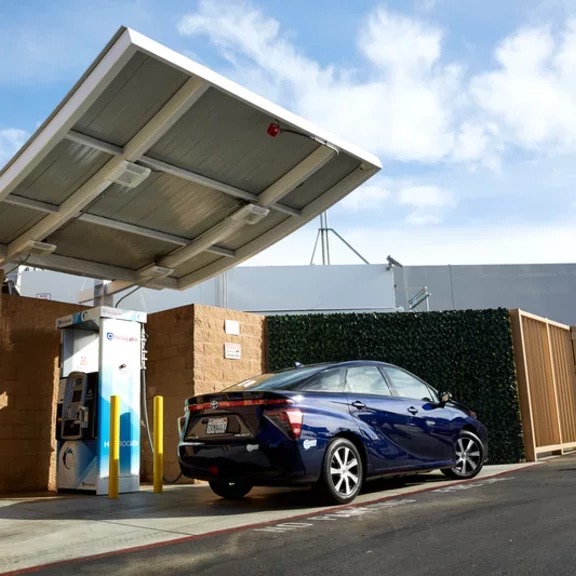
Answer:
16, 455, 576, 576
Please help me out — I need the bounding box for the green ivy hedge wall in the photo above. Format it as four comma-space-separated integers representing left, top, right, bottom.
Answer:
267, 308, 524, 464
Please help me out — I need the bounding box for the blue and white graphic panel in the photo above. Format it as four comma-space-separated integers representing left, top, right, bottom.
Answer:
56, 440, 98, 492
97, 318, 142, 495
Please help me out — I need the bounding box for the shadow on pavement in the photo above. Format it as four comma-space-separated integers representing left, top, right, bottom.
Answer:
0, 472, 447, 523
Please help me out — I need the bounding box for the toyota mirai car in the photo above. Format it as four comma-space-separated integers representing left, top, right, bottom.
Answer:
177, 361, 488, 504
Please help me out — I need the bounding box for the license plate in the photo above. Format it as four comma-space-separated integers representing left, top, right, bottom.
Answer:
206, 417, 228, 435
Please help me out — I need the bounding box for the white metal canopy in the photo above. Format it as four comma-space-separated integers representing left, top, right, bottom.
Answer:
0, 27, 381, 296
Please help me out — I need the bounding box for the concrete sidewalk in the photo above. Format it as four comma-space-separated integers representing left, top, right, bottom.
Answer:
0, 463, 535, 575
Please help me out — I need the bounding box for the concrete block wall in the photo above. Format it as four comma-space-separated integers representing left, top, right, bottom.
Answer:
142, 304, 266, 482
0, 296, 265, 493
193, 305, 266, 396
0, 295, 84, 493
142, 305, 195, 482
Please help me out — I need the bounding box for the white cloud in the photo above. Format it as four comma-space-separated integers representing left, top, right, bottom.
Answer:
245, 220, 576, 267
358, 7, 442, 72
178, 1, 332, 95
346, 221, 576, 264
339, 177, 455, 222
398, 185, 455, 225
453, 122, 494, 164
177, 2, 576, 170
399, 185, 454, 207
340, 182, 391, 211
471, 19, 576, 152
178, 1, 487, 165
0, 128, 29, 168
406, 212, 443, 225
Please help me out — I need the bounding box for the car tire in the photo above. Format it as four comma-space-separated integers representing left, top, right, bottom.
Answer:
441, 430, 485, 480
209, 480, 253, 500
317, 438, 363, 505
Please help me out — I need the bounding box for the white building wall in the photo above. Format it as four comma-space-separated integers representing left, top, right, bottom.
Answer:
16, 265, 398, 315
13, 262, 576, 324
395, 264, 576, 325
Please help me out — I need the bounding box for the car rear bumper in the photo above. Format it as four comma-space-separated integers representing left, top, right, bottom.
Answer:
178, 441, 318, 486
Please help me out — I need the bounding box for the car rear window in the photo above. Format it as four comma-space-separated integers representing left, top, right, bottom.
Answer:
224, 366, 325, 391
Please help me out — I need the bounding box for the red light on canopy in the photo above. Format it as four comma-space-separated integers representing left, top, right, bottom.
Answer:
267, 122, 280, 137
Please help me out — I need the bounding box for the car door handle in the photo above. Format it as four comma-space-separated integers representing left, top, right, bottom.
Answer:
407, 406, 419, 415
351, 401, 366, 409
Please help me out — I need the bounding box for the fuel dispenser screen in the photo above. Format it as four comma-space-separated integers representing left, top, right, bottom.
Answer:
58, 372, 98, 441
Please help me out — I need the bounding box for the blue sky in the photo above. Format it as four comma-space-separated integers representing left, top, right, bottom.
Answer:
2, 0, 576, 266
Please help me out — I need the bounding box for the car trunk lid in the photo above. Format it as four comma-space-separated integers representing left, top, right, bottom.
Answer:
184, 391, 295, 442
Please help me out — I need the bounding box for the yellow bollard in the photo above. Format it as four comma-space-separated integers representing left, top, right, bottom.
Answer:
153, 395, 164, 494
109, 395, 120, 498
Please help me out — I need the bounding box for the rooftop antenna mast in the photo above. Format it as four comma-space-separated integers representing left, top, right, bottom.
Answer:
310, 211, 369, 265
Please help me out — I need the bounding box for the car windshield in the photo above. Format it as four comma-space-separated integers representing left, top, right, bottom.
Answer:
224, 366, 325, 391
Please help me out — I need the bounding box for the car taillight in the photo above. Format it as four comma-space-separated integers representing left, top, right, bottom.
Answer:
470, 410, 477, 419
265, 408, 303, 440
187, 398, 294, 412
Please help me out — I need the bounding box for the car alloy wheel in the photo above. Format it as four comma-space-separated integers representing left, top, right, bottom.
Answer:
455, 436, 481, 475
330, 445, 360, 497
441, 430, 485, 480
317, 438, 363, 504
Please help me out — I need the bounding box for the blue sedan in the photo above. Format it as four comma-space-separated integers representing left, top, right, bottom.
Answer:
178, 361, 488, 504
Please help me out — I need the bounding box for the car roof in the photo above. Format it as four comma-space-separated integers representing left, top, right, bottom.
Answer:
290, 360, 394, 370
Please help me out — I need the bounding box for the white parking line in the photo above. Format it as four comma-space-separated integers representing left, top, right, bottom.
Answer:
253, 477, 517, 534
254, 522, 314, 533
278, 522, 315, 527
254, 499, 416, 531
434, 476, 513, 493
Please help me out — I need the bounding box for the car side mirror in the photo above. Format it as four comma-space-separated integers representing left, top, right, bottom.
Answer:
440, 391, 452, 404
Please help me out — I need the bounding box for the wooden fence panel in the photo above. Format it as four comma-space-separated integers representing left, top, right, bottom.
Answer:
521, 317, 560, 448
549, 326, 576, 444
510, 310, 576, 460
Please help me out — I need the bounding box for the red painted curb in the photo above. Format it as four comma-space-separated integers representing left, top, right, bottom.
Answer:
2, 463, 540, 575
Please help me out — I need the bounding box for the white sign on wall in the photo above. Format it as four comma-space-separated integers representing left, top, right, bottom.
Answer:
225, 319, 240, 335
36, 293, 51, 300
224, 342, 241, 360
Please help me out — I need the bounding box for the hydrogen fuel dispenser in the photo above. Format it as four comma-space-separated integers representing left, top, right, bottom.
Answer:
55, 307, 147, 495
